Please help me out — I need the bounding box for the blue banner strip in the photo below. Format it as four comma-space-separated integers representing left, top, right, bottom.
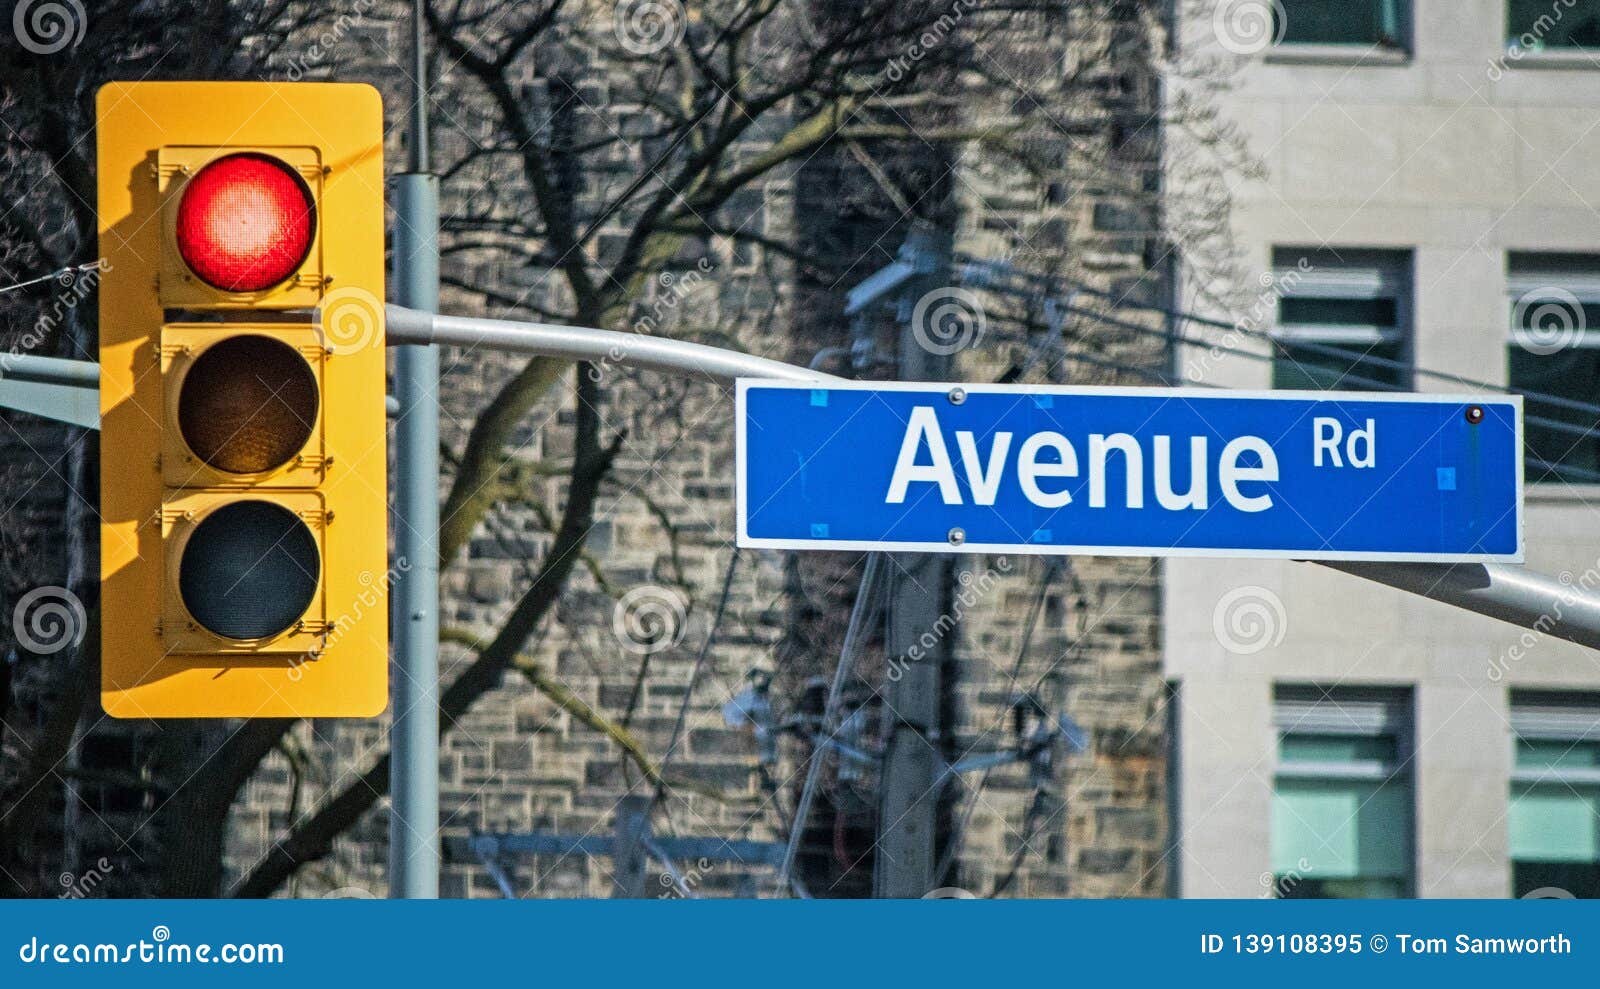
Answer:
3, 900, 1594, 986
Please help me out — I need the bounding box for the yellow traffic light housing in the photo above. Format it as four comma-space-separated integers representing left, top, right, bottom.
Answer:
97, 82, 388, 718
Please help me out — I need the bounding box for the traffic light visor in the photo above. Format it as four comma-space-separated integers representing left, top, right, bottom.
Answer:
174, 152, 316, 292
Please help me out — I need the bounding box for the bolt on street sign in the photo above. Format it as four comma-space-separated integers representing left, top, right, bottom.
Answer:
736, 381, 1523, 562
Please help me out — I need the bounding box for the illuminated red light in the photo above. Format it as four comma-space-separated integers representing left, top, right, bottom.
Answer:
174, 153, 315, 292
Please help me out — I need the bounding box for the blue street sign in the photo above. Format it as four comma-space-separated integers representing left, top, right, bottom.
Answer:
736, 382, 1523, 562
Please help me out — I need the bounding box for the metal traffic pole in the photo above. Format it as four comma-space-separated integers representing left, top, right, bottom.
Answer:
874, 228, 955, 898
388, 0, 441, 899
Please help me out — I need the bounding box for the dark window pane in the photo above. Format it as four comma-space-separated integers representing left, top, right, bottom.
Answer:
1280, 296, 1398, 327
1513, 299, 1600, 332
1509, 346, 1600, 483
1273, 339, 1407, 391
1508, 1, 1600, 49
1278, 0, 1404, 46
1517, 738, 1600, 771
1281, 733, 1399, 764
1277, 876, 1406, 899
1513, 861, 1600, 898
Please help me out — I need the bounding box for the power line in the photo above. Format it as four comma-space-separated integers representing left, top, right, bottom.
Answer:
955, 251, 1600, 422
942, 256, 1600, 483
0, 261, 106, 298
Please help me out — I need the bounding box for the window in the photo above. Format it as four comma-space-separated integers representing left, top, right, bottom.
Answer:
1276, 1, 1409, 48
1272, 248, 1412, 391
1507, 1, 1600, 50
1507, 255, 1600, 484
1271, 687, 1413, 898
1509, 693, 1600, 899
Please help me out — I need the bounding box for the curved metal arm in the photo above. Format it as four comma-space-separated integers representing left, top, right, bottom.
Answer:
386, 304, 831, 385
1323, 561, 1600, 651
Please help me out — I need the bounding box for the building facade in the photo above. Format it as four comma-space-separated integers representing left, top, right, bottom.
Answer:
1166, 0, 1600, 898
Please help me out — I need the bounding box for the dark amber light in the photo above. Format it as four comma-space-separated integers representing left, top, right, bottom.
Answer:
178, 335, 318, 475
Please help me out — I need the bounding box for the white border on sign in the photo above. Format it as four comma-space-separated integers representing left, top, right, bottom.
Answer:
733, 379, 1526, 564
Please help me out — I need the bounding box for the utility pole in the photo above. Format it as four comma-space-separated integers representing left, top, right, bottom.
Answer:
874, 228, 956, 898
389, 0, 441, 899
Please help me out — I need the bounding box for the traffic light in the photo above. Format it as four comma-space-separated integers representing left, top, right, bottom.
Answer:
97, 82, 388, 717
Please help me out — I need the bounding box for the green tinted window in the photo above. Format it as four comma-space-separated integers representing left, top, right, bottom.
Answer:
1272, 778, 1410, 891
1272, 695, 1412, 900
1280, 297, 1398, 327
1274, 340, 1406, 391
1510, 785, 1600, 862
1281, 733, 1398, 764
1278, 1, 1406, 46
1517, 738, 1600, 772
1508, 1, 1600, 49
1510, 347, 1600, 483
